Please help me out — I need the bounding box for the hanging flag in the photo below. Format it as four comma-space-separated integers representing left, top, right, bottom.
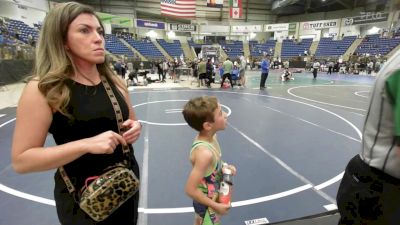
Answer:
229, 0, 242, 19
230, 8, 242, 19
161, 0, 196, 18
207, 0, 223, 8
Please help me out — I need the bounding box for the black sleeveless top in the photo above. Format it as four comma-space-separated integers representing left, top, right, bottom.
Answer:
50, 78, 139, 225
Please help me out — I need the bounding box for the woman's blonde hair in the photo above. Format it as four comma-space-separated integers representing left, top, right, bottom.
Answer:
33, 2, 125, 117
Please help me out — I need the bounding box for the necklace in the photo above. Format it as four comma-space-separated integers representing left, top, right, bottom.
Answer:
76, 69, 100, 86
74, 70, 101, 96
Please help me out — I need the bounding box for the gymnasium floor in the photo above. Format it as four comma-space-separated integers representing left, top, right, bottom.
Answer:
0, 69, 375, 225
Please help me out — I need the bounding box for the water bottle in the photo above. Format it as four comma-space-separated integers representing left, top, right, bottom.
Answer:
218, 163, 233, 204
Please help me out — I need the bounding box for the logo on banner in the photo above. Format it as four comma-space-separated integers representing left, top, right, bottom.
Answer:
265, 23, 289, 32
344, 12, 388, 26
137, 19, 165, 29
302, 21, 337, 30
344, 18, 354, 26
170, 24, 196, 32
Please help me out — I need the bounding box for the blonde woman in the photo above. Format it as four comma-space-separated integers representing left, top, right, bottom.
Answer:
11, 2, 141, 224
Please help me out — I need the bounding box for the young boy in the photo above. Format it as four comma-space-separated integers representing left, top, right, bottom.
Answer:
182, 96, 236, 225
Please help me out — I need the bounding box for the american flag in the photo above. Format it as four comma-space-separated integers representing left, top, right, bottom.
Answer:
161, 0, 196, 18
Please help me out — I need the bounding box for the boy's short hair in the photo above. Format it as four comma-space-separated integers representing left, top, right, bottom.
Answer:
182, 96, 218, 132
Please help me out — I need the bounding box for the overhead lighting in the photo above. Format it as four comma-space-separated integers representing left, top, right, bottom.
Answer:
167, 31, 176, 39
146, 30, 157, 38
368, 26, 380, 34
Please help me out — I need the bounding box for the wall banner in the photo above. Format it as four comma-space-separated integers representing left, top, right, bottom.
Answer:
301, 19, 339, 30
136, 19, 165, 29
264, 23, 289, 32
232, 25, 262, 33
343, 12, 389, 26
169, 23, 196, 32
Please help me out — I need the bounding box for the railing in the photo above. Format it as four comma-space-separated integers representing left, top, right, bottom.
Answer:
0, 44, 34, 60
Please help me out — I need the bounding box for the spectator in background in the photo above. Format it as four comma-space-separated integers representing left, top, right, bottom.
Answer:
156, 61, 163, 82
197, 58, 206, 87
205, 58, 213, 88
283, 60, 289, 70
14, 28, 21, 40
221, 57, 234, 89
127, 61, 133, 74
27, 34, 33, 46
327, 61, 333, 75
259, 54, 270, 90
114, 60, 122, 76
162, 60, 169, 82
239, 55, 247, 88
121, 61, 126, 79
312, 59, 320, 79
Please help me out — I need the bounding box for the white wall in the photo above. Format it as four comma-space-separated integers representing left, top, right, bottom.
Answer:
359, 21, 389, 37
136, 28, 165, 39
327, 27, 340, 39
274, 30, 289, 41
340, 26, 360, 37
199, 25, 230, 33
299, 29, 321, 41
0, 0, 48, 26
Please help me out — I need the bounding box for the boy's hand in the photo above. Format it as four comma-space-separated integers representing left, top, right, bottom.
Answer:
212, 202, 231, 215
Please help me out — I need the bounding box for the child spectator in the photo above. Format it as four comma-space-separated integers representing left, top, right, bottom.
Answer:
182, 96, 236, 225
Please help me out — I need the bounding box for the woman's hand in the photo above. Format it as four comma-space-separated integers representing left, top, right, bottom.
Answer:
84, 131, 127, 154
121, 119, 141, 144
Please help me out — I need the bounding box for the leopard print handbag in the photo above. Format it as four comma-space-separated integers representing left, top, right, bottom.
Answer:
58, 76, 140, 221
78, 165, 139, 221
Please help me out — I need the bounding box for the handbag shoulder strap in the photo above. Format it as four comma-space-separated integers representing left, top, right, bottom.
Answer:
59, 76, 132, 195
100, 76, 131, 155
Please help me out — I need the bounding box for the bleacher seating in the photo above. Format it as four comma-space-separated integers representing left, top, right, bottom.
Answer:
188, 40, 213, 49
125, 37, 163, 60
355, 34, 400, 56
157, 39, 184, 58
250, 40, 276, 57
281, 38, 313, 58
220, 40, 243, 58
104, 34, 134, 57
7, 19, 39, 44
315, 36, 356, 57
